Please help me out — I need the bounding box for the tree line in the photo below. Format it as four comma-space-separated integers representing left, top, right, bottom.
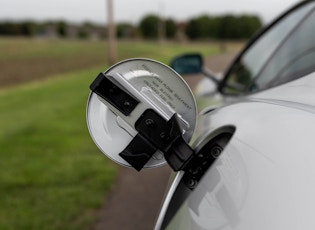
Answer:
0, 13, 262, 40
0, 21, 105, 39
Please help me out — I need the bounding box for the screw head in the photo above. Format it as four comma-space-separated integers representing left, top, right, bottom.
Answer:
211, 145, 222, 158
160, 132, 167, 139
187, 179, 197, 189
145, 119, 155, 127
109, 85, 117, 94
123, 101, 133, 107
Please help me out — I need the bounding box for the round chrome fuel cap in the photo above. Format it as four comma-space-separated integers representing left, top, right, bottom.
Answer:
86, 58, 197, 169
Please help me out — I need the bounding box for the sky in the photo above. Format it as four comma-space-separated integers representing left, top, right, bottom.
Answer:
1, 0, 301, 25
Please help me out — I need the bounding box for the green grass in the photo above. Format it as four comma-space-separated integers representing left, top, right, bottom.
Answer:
0, 38, 239, 229
0, 38, 232, 88
0, 67, 119, 230
117, 41, 221, 63
0, 38, 229, 62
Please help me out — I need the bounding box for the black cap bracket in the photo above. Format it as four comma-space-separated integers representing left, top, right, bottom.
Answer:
90, 72, 196, 171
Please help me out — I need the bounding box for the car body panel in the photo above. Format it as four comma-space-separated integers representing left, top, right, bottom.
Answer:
156, 72, 315, 229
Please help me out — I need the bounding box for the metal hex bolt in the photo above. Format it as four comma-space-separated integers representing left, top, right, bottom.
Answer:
187, 179, 197, 189
123, 101, 133, 107
109, 85, 116, 94
160, 132, 167, 139
145, 119, 155, 127
211, 145, 223, 158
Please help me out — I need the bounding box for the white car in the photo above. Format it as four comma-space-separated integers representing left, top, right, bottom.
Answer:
86, 1, 315, 230
170, 0, 315, 106
156, 1, 315, 229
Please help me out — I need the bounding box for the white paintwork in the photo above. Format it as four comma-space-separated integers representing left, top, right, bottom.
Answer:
156, 72, 315, 229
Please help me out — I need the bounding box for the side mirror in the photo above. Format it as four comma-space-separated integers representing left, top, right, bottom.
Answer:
170, 53, 203, 75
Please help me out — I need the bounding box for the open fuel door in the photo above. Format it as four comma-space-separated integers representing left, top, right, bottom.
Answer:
86, 59, 198, 171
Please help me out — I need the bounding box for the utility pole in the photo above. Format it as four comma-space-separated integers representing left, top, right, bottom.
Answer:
158, 1, 165, 43
107, 0, 117, 65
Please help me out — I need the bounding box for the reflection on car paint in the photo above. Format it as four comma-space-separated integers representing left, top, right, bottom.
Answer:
188, 144, 247, 229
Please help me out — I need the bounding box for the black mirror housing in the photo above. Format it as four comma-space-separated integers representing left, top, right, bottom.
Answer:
170, 53, 203, 75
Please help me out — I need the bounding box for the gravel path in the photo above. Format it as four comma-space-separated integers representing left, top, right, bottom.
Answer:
91, 52, 237, 230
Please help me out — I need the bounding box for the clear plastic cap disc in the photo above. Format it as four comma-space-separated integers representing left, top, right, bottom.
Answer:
86, 58, 197, 169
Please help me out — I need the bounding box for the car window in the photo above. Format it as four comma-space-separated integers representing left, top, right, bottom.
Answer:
254, 7, 315, 90
222, 2, 315, 94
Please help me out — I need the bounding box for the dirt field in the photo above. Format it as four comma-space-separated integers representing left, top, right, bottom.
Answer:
1, 56, 106, 87
0, 39, 243, 89
91, 52, 238, 230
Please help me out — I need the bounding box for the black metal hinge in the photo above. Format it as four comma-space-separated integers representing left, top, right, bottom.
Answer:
123, 109, 195, 171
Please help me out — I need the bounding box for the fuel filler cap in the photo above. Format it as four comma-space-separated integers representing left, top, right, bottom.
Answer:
86, 58, 197, 170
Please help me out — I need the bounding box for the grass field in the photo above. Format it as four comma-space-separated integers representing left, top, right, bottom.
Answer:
0, 68, 117, 230
0, 38, 242, 88
0, 38, 242, 229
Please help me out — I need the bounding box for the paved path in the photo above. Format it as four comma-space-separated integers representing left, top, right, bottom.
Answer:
92, 165, 172, 230
91, 52, 237, 230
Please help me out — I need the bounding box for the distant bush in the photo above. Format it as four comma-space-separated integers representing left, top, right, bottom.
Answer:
117, 23, 137, 39
0, 13, 262, 41
139, 14, 160, 39
0, 22, 14, 35
56, 21, 67, 38
186, 14, 263, 40
165, 18, 177, 39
